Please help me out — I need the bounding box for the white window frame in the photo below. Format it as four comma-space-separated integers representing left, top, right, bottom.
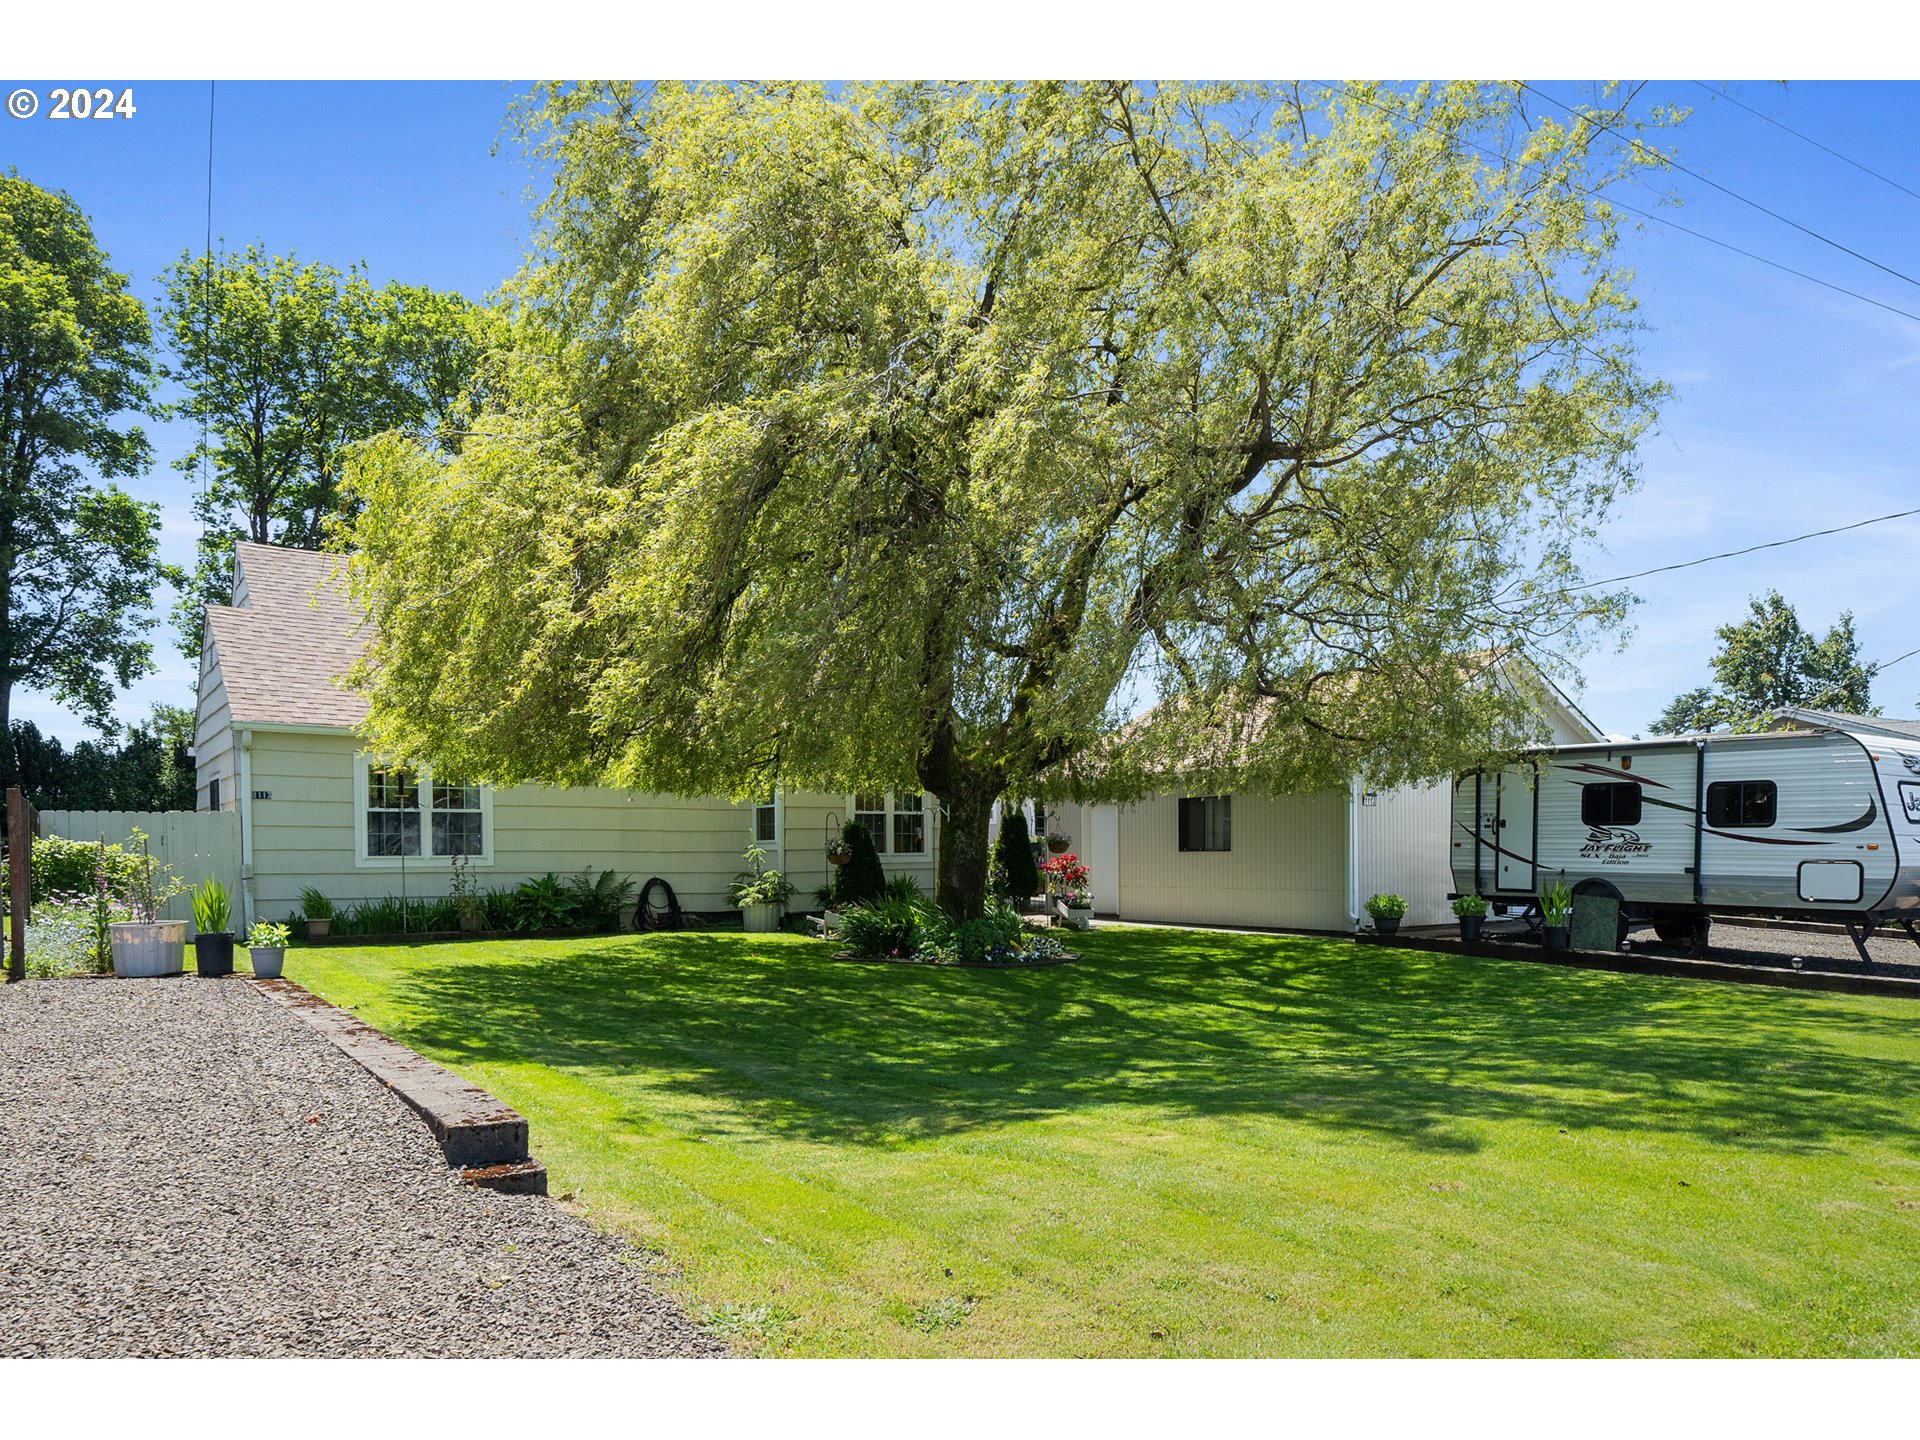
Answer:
752, 794, 780, 847
846, 791, 929, 859
354, 753, 495, 869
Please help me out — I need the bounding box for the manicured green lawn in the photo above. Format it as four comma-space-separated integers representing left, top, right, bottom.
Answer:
290, 927, 1920, 1356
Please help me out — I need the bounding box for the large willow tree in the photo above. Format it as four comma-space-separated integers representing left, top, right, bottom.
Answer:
346, 81, 1668, 916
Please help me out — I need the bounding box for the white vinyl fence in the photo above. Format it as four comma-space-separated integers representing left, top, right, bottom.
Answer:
38, 809, 242, 937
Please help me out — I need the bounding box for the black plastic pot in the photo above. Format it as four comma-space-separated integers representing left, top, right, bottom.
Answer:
195, 931, 236, 977
1373, 915, 1401, 937
1458, 915, 1484, 942
1544, 925, 1571, 951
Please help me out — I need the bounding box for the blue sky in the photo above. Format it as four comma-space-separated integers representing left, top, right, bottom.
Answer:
6, 79, 1919, 744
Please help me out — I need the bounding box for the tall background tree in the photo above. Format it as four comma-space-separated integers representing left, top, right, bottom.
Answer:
1649, 591, 1879, 734
0, 172, 170, 787
345, 81, 1670, 916
157, 245, 493, 652
7, 703, 194, 811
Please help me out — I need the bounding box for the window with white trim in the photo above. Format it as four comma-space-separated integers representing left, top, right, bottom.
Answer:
892, 793, 925, 856
754, 796, 778, 844
848, 792, 927, 857
853, 792, 888, 853
432, 781, 486, 856
356, 756, 492, 865
367, 765, 422, 857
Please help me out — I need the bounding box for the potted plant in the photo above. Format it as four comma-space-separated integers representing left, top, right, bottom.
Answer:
300, 886, 335, 940
1062, 887, 1094, 931
1046, 830, 1072, 855
191, 878, 236, 977
825, 836, 851, 867
247, 920, 291, 979
1451, 893, 1489, 943
109, 830, 189, 978
1540, 881, 1574, 951
730, 844, 796, 934
449, 853, 483, 932
1365, 893, 1409, 937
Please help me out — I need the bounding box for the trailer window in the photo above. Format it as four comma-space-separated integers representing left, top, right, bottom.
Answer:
1580, 782, 1641, 827
1706, 780, 1777, 828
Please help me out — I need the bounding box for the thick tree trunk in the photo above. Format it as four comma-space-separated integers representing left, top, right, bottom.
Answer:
934, 779, 999, 920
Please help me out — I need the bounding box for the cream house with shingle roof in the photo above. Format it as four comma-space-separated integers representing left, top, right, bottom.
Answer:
195, 543, 937, 930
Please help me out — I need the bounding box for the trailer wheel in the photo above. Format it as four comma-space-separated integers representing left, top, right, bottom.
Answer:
1653, 914, 1711, 952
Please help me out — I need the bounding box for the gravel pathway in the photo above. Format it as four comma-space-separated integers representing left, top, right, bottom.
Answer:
0, 977, 725, 1358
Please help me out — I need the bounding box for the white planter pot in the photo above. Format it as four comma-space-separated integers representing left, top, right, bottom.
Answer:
249, 945, 286, 979
741, 902, 782, 934
110, 920, 188, 978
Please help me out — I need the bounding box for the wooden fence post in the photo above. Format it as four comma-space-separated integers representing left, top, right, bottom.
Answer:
7, 787, 35, 983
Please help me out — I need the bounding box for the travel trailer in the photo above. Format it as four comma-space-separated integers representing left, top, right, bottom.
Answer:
1449, 727, 1920, 957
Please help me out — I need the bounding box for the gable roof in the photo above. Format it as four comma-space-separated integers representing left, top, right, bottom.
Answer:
202, 543, 369, 730
1769, 705, 1920, 743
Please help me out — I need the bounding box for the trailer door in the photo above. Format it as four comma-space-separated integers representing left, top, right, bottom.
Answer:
1494, 768, 1536, 893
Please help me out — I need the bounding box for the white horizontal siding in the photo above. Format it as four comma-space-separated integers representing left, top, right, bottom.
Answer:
1115, 790, 1349, 932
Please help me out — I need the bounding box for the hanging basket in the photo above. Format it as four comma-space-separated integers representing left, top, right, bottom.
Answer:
1047, 836, 1070, 854
827, 850, 850, 866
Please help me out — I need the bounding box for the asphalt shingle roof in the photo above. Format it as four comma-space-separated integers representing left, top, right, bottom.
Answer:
205, 543, 369, 729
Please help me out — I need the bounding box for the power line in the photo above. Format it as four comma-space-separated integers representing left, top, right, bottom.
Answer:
1571, 506, 1920, 591
1696, 82, 1920, 207
1603, 193, 1920, 327
1518, 81, 1920, 296
1326, 83, 1920, 329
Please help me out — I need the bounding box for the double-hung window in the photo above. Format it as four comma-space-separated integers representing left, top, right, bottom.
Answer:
356, 756, 492, 866
366, 765, 422, 857
754, 796, 778, 844
848, 793, 927, 857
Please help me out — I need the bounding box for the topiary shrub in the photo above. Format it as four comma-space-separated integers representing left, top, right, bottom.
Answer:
832, 819, 887, 907
993, 808, 1039, 903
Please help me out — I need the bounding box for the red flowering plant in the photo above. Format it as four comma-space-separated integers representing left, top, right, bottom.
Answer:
1038, 852, 1092, 908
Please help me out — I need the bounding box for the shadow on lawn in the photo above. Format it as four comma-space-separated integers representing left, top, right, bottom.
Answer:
380, 928, 1920, 1156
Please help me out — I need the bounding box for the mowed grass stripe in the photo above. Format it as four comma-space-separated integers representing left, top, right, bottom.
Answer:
292, 927, 1920, 1356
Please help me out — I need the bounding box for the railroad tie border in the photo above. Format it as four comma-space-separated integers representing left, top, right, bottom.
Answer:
248, 976, 547, 1195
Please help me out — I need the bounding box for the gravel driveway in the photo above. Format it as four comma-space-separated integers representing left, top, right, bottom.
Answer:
0, 977, 724, 1358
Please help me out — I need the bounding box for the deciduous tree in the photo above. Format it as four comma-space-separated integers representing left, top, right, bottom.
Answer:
345, 82, 1669, 916
1649, 591, 1878, 734
157, 246, 494, 651
0, 172, 169, 783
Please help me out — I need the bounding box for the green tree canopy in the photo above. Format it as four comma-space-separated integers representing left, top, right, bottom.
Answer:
345, 81, 1669, 915
8, 702, 195, 811
1649, 591, 1879, 734
157, 245, 495, 651
0, 172, 170, 779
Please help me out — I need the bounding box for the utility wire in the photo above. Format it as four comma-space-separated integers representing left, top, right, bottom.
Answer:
1326, 83, 1920, 328
1518, 81, 1920, 296
1603, 193, 1920, 326
1570, 506, 1920, 591
1696, 81, 1920, 206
